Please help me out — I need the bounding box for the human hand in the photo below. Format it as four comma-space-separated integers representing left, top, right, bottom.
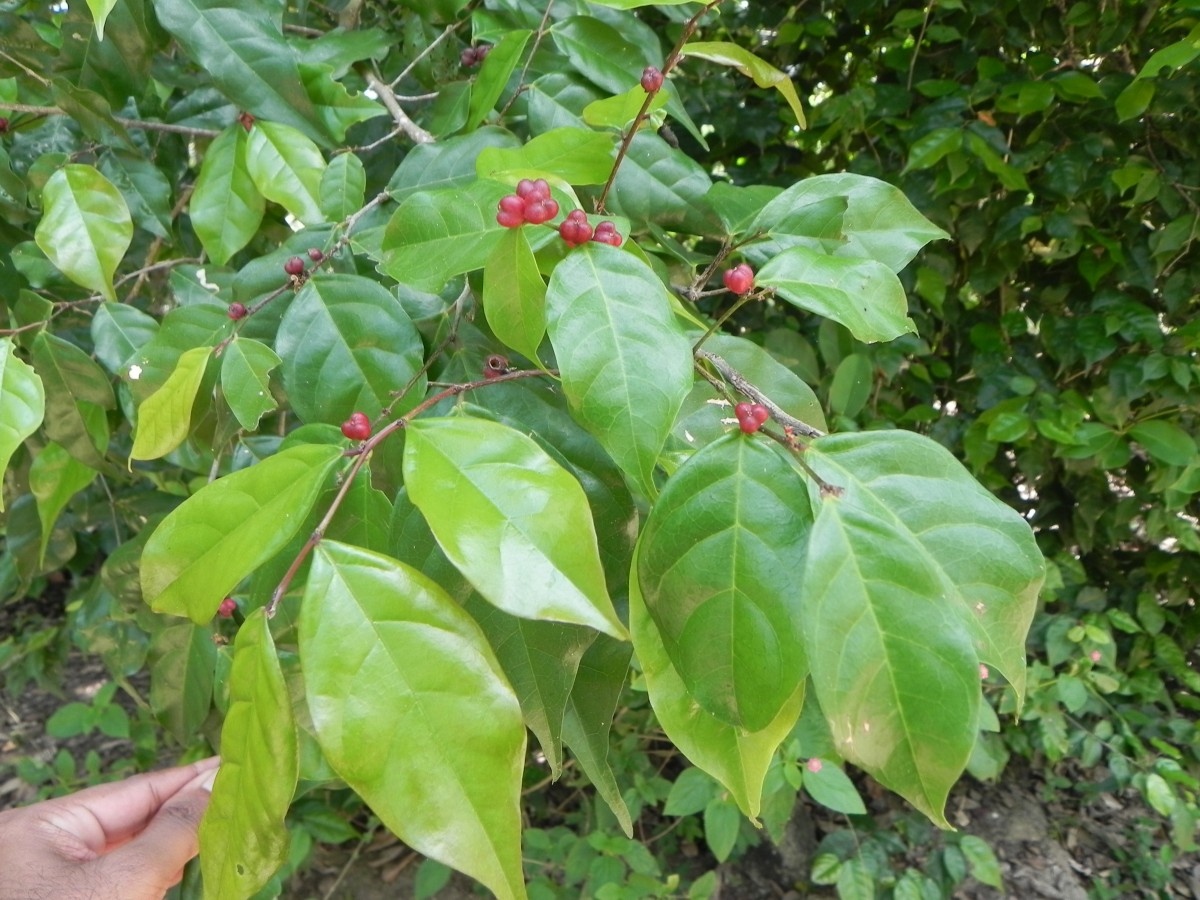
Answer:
0, 756, 219, 900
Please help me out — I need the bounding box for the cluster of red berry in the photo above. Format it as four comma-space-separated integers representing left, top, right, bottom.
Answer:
557, 210, 622, 248
460, 44, 492, 67
497, 178, 559, 227
734, 402, 770, 434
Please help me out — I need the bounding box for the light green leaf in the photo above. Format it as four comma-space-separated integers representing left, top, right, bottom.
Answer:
380, 179, 510, 293
476, 127, 615, 185
141, 444, 343, 622
298, 63, 387, 142
703, 797, 741, 862
300, 542, 528, 900
681, 41, 805, 129
1115, 79, 1155, 122
201, 609, 298, 900
483, 227, 547, 362
959, 835, 1003, 889
30, 442, 96, 567
582, 85, 669, 130
801, 761, 867, 815
85, 0, 118, 39
467, 29, 531, 128
758, 246, 916, 344
149, 621, 217, 742
244, 120, 327, 226
220, 338, 280, 431
35, 164, 132, 301
561, 635, 634, 836
130, 346, 210, 462
1129, 420, 1197, 467
545, 244, 693, 498
1145, 772, 1176, 817
275, 274, 426, 425
902, 127, 963, 174
0, 338, 45, 512
190, 125, 265, 266
319, 151, 367, 223
404, 416, 627, 639
630, 540, 803, 820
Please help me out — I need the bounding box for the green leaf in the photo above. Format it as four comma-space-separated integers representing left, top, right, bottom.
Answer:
545, 244, 693, 498
153, 0, 333, 146
664, 767, 718, 817
639, 435, 812, 730
476, 127, 615, 185
220, 338, 280, 431
201, 609, 298, 900
29, 332, 113, 469
141, 444, 343, 622
703, 796, 741, 862
828, 353, 873, 417
98, 151, 173, 239
190, 125, 265, 266
902, 127, 963, 174
404, 416, 627, 639
244, 120, 327, 226
681, 41, 805, 129
837, 857, 875, 900
130, 346, 210, 462
483, 227, 547, 362
1129, 420, 1196, 467
149, 621, 217, 742
84, 0, 117, 39
298, 63, 387, 143
386, 127, 522, 202
959, 835, 1003, 889
801, 761, 867, 815
1115, 80, 1155, 122
380, 179, 510, 293
465, 595, 595, 778
598, 133, 714, 233
582, 85, 669, 130
35, 164, 132, 301
758, 246, 916, 344
630, 540, 803, 820
561, 635, 634, 837
318, 151, 367, 223
299, 542, 528, 900
467, 29, 531, 128
29, 442, 96, 567
1145, 772, 1177, 817
751, 173, 949, 273
0, 339, 45, 512
276, 274, 426, 425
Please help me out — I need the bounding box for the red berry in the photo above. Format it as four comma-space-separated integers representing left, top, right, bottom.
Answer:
227, 302, 247, 320
723, 263, 755, 295
734, 402, 769, 434
460, 47, 479, 67
516, 178, 550, 201
341, 411, 371, 441
476, 44, 492, 62
307, 247, 324, 262
218, 597, 237, 618
592, 221, 622, 247
497, 194, 526, 228
0, 117, 8, 134
523, 196, 559, 225
559, 209, 594, 248
284, 256, 305, 276
640, 66, 664, 93
238, 111, 255, 131
483, 354, 509, 379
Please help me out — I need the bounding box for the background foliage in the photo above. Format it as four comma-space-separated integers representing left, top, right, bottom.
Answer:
1, 0, 1197, 898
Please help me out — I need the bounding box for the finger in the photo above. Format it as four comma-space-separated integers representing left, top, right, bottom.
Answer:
35, 757, 220, 855
90, 765, 217, 897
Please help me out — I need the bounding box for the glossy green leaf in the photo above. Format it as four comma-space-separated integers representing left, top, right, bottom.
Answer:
30, 442, 96, 567
154, 0, 332, 146
561, 635, 634, 836
467, 29, 531, 128
1116, 79, 1155, 122
149, 621, 217, 742
190, 125, 265, 266
299, 542, 528, 900
404, 416, 627, 639
380, 179, 510, 293
466, 595, 595, 778
244, 120, 327, 225
318, 150, 366, 223
630, 541, 803, 820
130, 345, 210, 462
545, 244, 693, 498
298, 63, 386, 142
681, 41, 805, 129
902, 127, 963, 174
141, 444, 343, 622
91, 302, 159, 376
98, 151, 173, 239
476, 126, 615, 185
35, 164, 132, 301
599, 133, 714, 233
1129, 420, 1196, 467
828, 352, 873, 417
758, 246, 916, 344
582, 85, 669, 130
30, 332, 113, 469
959, 835, 1003, 888
276, 274, 426, 425
638, 434, 813, 730
201, 609, 297, 900
483, 227, 547, 362
801, 761, 867, 815
327, 471, 392, 555
0, 338, 45, 512
386, 127, 522, 202
751, 173, 949, 273
586, 0, 695, 6
50, 77, 134, 148
220, 338, 280, 431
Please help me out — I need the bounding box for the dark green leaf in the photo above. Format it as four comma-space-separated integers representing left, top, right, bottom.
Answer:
190, 125, 264, 266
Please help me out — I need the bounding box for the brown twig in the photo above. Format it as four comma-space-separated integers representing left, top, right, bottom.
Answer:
365, 70, 434, 144
0, 103, 221, 138
695, 349, 825, 439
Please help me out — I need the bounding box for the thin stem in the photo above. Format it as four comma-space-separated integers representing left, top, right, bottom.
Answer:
390, 21, 464, 88
266, 367, 556, 616
695, 348, 825, 439
692, 291, 757, 352
0, 103, 221, 137
497, 0, 557, 118
906, 0, 937, 92
366, 70, 434, 144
